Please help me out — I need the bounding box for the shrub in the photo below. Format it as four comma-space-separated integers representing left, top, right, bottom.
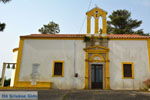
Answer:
143, 79, 150, 88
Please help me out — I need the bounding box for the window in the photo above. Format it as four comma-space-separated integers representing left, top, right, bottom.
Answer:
122, 63, 134, 78
53, 61, 64, 77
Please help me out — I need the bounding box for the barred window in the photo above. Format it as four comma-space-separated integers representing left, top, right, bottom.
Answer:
53, 61, 64, 76
123, 63, 133, 78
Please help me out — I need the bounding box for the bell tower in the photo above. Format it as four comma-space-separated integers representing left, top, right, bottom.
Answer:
86, 7, 107, 36
84, 7, 110, 90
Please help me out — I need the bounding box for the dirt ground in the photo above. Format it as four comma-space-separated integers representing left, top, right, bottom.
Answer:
0, 89, 150, 100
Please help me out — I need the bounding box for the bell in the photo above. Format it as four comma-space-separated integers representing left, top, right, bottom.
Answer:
12, 64, 15, 69
7, 64, 10, 68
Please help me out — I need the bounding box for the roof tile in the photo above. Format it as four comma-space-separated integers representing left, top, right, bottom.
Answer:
20, 34, 150, 39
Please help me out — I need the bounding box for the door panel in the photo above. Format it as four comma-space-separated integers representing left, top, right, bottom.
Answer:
91, 64, 103, 89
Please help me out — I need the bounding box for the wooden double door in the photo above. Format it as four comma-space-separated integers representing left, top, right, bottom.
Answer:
91, 64, 103, 89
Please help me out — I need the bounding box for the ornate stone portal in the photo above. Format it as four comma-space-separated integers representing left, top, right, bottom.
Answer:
84, 7, 110, 89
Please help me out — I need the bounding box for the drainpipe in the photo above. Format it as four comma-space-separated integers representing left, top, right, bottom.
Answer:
74, 40, 76, 75
73, 40, 76, 88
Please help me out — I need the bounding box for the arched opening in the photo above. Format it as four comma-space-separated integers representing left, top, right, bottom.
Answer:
99, 17, 103, 34
91, 17, 95, 34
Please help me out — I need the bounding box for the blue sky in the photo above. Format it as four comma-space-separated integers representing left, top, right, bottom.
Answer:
0, 0, 150, 78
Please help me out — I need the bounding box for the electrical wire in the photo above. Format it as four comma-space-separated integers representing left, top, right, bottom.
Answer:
78, 0, 94, 33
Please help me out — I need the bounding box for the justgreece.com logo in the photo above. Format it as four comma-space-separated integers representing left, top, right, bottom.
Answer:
0, 91, 38, 100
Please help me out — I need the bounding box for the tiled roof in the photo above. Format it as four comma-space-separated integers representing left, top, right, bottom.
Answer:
20, 34, 150, 39
108, 34, 150, 39
21, 34, 85, 38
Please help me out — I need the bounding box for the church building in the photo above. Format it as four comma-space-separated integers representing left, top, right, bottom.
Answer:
11, 7, 150, 90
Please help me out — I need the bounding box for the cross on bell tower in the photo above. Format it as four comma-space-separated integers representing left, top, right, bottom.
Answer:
86, 7, 107, 36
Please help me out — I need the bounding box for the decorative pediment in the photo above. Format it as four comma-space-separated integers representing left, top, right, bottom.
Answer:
89, 54, 104, 61
84, 45, 109, 53
86, 7, 107, 17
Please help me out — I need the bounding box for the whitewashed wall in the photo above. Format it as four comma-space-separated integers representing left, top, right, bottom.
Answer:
19, 39, 85, 89
109, 40, 150, 90
10, 51, 18, 87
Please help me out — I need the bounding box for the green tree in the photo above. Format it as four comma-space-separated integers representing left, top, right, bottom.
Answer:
39, 21, 60, 34
0, 78, 11, 86
0, 0, 11, 31
107, 9, 144, 35
0, 23, 5, 31
0, 0, 11, 3
4, 78, 11, 86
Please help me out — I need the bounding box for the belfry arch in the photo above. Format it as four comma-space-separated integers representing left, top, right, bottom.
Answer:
86, 7, 107, 35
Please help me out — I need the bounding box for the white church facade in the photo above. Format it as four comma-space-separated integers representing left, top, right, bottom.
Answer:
10, 7, 150, 90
